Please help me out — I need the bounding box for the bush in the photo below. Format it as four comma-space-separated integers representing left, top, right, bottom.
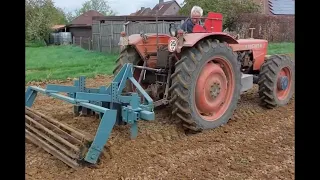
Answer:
25, 0, 67, 42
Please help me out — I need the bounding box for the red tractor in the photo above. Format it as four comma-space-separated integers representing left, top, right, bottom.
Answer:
114, 12, 294, 132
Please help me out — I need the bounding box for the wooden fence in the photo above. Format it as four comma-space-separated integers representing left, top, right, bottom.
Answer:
72, 37, 93, 50
92, 20, 183, 53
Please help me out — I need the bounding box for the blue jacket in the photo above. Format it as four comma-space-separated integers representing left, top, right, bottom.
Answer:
180, 18, 194, 33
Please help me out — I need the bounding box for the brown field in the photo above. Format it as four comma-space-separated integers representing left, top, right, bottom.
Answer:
26, 75, 295, 180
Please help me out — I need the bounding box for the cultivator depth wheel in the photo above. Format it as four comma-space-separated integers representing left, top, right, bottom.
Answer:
169, 39, 242, 132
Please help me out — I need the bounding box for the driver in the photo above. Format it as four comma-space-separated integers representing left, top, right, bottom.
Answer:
180, 6, 203, 33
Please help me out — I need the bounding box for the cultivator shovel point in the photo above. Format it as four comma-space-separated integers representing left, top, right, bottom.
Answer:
25, 63, 155, 169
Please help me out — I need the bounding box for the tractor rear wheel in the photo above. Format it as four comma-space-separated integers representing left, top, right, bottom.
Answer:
112, 46, 142, 92
258, 55, 294, 108
170, 39, 242, 132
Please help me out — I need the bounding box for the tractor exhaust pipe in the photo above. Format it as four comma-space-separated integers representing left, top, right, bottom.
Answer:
156, 5, 159, 59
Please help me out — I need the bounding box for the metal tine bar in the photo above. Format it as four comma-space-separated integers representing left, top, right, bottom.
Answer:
25, 115, 80, 152
26, 129, 80, 169
26, 107, 93, 142
25, 110, 84, 146
129, 77, 153, 105
134, 65, 163, 72
25, 123, 79, 159
118, 64, 130, 94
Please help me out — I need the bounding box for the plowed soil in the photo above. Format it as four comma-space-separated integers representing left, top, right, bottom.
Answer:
26, 75, 295, 180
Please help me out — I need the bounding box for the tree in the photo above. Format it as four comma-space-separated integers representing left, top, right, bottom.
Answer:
63, 0, 116, 24
25, 0, 68, 44
74, 0, 117, 17
179, 0, 260, 30
64, 10, 76, 23
53, 7, 68, 25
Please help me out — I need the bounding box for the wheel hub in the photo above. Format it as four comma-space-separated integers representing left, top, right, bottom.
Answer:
277, 76, 289, 90
275, 67, 293, 101
195, 62, 231, 116
210, 82, 221, 99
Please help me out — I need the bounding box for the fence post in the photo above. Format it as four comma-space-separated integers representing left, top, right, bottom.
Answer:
88, 37, 91, 51
110, 21, 113, 53
80, 37, 82, 48
99, 21, 102, 52
162, 20, 164, 33
92, 36, 94, 51
126, 21, 130, 35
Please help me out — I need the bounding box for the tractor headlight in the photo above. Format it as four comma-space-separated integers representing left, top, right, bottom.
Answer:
169, 23, 177, 37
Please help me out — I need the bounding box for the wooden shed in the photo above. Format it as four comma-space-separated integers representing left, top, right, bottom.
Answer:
67, 10, 104, 49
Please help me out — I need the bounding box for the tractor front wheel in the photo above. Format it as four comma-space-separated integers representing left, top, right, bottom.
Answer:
258, 55, 295, 108
170, 39, 242, 132
112, 46, 142, 92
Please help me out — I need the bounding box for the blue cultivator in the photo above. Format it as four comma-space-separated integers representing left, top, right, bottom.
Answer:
25, 63, 155, 169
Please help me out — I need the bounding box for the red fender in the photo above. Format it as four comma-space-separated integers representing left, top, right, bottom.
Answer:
182, 32, 239, 47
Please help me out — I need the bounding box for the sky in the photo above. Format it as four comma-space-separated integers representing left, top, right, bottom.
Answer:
53, 0, 185, 16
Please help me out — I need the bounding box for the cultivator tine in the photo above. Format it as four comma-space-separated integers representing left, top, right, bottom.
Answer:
25, 107, 92, 169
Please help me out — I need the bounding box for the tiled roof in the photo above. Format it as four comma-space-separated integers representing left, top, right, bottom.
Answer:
51, 25, 66, 30
70, 10, 104, 25
269, 0, 295, 15
131, 0, 179, 16
150, 0, 178, 15
131, 8, 152, 16
141, 8, 152, 15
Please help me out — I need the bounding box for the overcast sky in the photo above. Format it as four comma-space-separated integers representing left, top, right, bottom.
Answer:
53, 0, 185, 15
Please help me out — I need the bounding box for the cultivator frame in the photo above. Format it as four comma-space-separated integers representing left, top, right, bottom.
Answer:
25, 63, 155, 169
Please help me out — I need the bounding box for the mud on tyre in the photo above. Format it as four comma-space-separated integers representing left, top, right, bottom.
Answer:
112, 46, 142, 92
258, 55, 295, 109
169, 39, 242, 132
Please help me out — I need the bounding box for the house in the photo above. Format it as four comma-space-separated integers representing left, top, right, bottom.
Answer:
254, 0, 295, 15
51, 10, 104, 48
130, 0, 181, 16
150, 0, 181, 15
67, 10, 104, 38
130, 7, 152, 16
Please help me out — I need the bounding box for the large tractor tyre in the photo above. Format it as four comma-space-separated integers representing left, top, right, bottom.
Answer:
112, 46, 142, 92
169, 39, 242, 132
258, 55, 295, 109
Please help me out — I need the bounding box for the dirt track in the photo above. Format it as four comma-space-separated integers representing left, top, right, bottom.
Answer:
26, 76, 295, 180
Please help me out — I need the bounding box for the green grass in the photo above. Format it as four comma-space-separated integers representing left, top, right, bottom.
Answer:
26, 40, 47, 48
26, 42, 294, 82
26, 45, 117, 82
268, 42, 294, 55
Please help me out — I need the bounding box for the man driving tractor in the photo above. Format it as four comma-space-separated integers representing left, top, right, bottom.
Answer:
180, 6, 203, 33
